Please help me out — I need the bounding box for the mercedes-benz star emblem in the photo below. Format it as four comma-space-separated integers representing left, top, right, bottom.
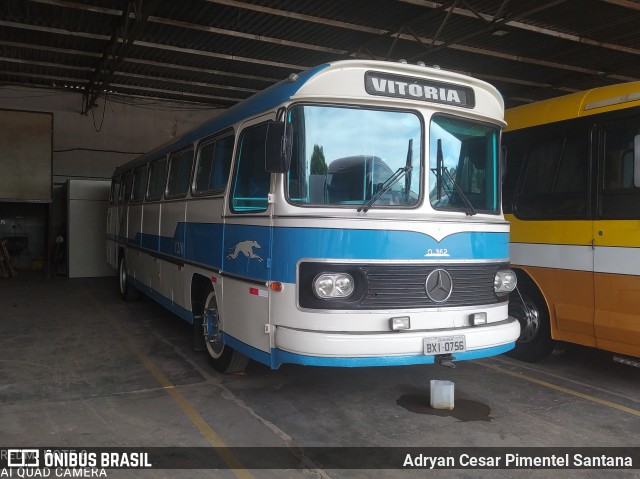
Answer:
425, 269, 453, 303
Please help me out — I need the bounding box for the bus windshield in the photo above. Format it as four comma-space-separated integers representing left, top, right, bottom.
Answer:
287, 104, 422, 208
429, 115, 500, 214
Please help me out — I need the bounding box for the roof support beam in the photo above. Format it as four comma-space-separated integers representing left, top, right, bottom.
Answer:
409, 0, 563, 60
148, 16, 347, 55
205, 0, 386, 35
9, 0, 640, 104
81, 0, 157, 114
23, 0, 640, 65
598, 0, 640, 11
5, 14, 635, 92
399, 0, 640, 56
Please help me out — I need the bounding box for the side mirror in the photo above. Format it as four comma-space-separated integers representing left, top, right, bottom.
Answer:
634, 134, 640, 187
265, 120, 292, 173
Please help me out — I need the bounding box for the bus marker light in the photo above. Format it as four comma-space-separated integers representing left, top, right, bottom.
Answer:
250, 287, 268, 298
269, 282, 283, 292
390, 316, 410, 331
471, 312, 487, 326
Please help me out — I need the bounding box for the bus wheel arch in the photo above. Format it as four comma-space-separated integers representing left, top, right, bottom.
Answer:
197, 280, 249, 374
118, 249, 139, 301
506, 268, 555, 362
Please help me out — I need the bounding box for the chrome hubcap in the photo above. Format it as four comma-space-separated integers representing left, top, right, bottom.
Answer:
203, 298, 224, 356
511, 298, 540, 343
119, 261, 127, 293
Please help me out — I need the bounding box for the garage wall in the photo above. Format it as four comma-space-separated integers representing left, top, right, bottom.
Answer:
0, 110, 52, 201
0, 86, 221, 184
0, 86, 221, 272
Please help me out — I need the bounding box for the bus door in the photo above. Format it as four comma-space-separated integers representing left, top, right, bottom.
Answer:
128, 166, 147, 276
222, 119, 274, 355
106, 177, 120, 268
160, 148, 194, 303
117, 171, 133, 252
184, 132, 234, 276
142, 158, 167, 293
515, 129, 595, 344
593, 122, 640, 355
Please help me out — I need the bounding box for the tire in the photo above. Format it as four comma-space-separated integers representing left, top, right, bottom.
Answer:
506, 285, 555, 362
201, 288, 249, 374
118, 255, 140, 302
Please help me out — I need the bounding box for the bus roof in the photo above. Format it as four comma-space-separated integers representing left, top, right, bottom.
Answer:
505, 82, 640, 132
114, 59, 504, 176
114, 63, 329, 175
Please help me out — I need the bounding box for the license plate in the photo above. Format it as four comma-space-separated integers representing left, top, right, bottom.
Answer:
423, 335, 466, 355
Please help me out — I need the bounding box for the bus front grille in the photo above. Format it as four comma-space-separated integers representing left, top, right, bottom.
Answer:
298, 262, 508, 310
360, 264, 503, 309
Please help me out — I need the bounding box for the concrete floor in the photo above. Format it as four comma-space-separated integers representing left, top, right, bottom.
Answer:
0, 276, 638, 479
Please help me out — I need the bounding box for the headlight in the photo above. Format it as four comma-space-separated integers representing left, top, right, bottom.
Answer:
494, 269, 517, 293
313, 273, 355, 299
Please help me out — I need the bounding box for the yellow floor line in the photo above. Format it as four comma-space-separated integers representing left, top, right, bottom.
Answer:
479, 361, 640, 417
110, 318, 255, 479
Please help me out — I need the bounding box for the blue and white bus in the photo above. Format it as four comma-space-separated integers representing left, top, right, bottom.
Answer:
106, 59, 520, 373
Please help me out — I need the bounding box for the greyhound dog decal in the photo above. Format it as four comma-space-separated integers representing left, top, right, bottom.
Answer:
227, 240, 263, 262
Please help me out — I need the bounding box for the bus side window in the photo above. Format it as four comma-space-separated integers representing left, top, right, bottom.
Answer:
131, 166, 148, 203
167, 149, 195, 198
147, 158, 167, 201
600, 125, 640, 218
231, 123, 270, 212
501, 138, 527, 214
194, 141, 216, 194
194, 134, 234, 195
603, 128, 638, 190
513, 130, 588, 219
110, 177, 121, 205
120, 172, 133, 204
213, 135, 234, 191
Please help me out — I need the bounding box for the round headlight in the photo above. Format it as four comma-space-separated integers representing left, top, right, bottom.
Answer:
313, 273, 355, 299
494, 269, 517, 293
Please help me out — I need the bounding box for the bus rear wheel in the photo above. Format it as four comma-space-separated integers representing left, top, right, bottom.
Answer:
202, 289, 249, 374
506, 286, 555, 362
119, 255, 140, 302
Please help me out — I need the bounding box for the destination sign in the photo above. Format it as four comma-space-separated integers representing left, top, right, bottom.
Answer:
365, 71, 475, 108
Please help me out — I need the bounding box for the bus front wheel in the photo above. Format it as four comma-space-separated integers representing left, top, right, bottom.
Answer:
202, 289, 249, 374
506, 286, 555, 362
119, 255, 140, 302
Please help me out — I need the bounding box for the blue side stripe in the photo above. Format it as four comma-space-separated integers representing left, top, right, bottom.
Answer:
130, 223, 509, 283
270, 227, 508, 283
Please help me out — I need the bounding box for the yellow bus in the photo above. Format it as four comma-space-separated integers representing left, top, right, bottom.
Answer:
502, 83, 640, 364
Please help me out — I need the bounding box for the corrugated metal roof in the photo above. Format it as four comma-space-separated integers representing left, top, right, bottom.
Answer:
1, 0, 640, 110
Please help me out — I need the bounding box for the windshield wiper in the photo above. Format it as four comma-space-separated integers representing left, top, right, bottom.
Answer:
443, 166, 476, 216
358, 139, 413, 213
431, 138, 476, 216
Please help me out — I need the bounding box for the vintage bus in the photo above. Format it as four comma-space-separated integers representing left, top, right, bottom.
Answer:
503, 83, 640, 364
106, 59, 520, 373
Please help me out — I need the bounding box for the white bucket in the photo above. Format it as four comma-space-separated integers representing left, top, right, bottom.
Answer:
430, 379, 455, 410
